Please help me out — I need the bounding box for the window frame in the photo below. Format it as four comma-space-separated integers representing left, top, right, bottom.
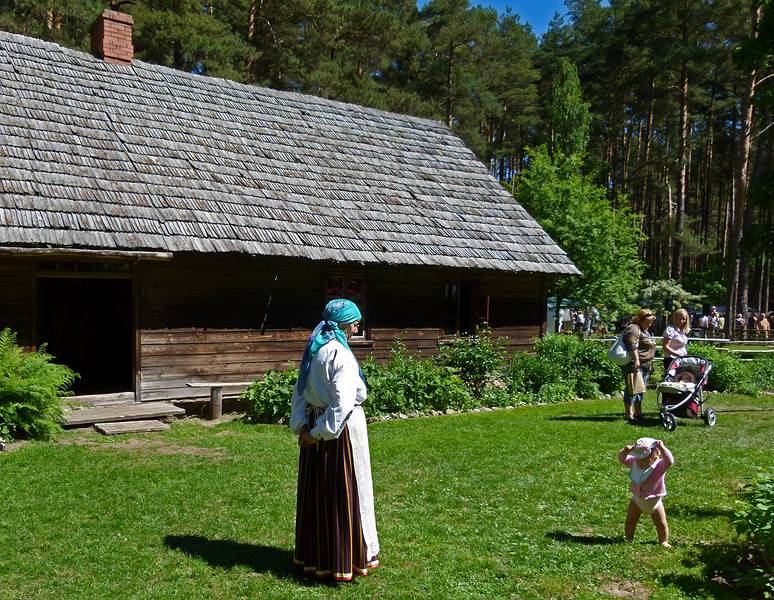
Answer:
323, 272, 367, 340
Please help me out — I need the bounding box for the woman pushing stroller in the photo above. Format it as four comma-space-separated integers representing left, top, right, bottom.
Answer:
662, 309, 690, 372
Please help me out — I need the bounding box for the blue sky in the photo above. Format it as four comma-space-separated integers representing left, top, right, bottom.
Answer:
415, 0, 572, 37
479, 0, 568, 36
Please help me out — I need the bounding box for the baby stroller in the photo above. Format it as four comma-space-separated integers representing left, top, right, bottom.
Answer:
656, 356, 715, 431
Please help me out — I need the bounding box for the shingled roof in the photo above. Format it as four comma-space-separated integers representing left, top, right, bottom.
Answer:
0, 30, 579, 275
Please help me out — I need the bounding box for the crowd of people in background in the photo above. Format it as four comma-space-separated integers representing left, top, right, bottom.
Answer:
737, 310, 772, 339
559, 307, 603, 334
559, 304, 773, 340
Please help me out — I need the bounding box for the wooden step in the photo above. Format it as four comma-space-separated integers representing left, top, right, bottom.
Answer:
64, 402, 185, 427
64, 391, 136, 410
94, 420, 171, 435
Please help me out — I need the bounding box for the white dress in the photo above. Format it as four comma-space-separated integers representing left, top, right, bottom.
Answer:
290, 340, 380, 560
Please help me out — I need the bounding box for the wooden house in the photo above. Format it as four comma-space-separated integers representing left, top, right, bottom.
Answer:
0, 11, 578, 403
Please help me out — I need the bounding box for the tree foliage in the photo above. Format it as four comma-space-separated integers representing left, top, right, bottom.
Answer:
637, 279, 701, 316
548, 57, 590, 157
515, 146, 644, 313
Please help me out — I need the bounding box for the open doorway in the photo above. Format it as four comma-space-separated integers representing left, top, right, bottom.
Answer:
36, 277, 133, 396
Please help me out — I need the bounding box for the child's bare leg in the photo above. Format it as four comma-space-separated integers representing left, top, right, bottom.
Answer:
651, 505, 670, 547
625, 499, 641, 541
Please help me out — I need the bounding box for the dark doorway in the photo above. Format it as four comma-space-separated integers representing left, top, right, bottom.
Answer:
37, 278, 133, 395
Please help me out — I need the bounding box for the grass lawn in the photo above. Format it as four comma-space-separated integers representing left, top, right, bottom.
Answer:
0, 393, 771, 600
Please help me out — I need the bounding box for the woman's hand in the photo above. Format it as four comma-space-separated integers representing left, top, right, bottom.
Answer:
298, 428, 318, 447
298, 425, 316, 446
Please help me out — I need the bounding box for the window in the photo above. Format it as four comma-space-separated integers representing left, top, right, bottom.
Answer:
441, 282, 460, 335
324, 273, 366, 338
442, 282, 472, 335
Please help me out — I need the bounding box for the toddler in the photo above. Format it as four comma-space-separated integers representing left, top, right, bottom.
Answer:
617, 437, 674, 547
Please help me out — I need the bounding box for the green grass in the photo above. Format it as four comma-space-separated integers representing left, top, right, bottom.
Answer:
0, 393, 772, 599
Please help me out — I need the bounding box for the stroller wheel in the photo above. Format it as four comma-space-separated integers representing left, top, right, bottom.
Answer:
703, 407, 717, 427
662, 412, 676, 431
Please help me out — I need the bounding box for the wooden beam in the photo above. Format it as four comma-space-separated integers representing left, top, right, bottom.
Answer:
0, 247, 173, 260
133, 261, 142, 402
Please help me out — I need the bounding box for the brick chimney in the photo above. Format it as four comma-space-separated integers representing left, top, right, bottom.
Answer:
90, 9, 134, 65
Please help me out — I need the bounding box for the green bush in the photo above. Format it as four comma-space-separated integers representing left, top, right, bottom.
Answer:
574, 375, 601, 400
749, 355, 774, 392
363, 342, 473, 415
436, 326, 508, 397
502, 335, 623, 402
503, 352, 562, 395
731, 472, 774, 598
533, 334, 623, 395
0, 327, 76, 441
479, 385, 513, 408
687, 343, 758, 395
536, 381, 577, 404
241, 368, 298, 423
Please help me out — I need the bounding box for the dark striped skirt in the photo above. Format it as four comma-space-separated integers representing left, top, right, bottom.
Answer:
293, 424, 377, 581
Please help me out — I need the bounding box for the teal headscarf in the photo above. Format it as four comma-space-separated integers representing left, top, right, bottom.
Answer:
297, 299, 362, 393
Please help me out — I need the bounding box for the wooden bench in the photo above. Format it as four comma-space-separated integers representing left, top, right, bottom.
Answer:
186, 381, 255, 419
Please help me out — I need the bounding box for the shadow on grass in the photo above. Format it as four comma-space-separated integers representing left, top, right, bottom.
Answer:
164, 534, 318, 584
658, 542, 754, 600
668, 503, 734, 520
546, 530, 620, 545
549, 414, 665, 427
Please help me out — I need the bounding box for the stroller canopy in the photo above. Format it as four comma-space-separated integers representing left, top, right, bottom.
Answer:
664, 355, 712, 387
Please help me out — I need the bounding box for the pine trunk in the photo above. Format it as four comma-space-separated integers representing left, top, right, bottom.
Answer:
725, 6, 759, 334
672, 63, 689, 281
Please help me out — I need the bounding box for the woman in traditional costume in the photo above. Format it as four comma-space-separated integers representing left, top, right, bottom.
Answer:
289, 299, 380, 581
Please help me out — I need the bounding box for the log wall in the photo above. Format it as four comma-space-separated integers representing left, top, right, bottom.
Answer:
0, 256, 33, 347
139, 326, 444, 402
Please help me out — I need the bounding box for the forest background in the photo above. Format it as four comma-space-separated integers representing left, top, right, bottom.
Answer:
1, 0, 772, 329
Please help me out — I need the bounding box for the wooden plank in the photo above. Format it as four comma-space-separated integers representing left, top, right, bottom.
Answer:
185, 381, 256, 388
141, 340, 308, 356
144, 373, 261, 385
369, 328, 443, 341
140, 387, 248, 402
64, 402, 185, 426
141, 362, 284, 378
717, 348, 774, 353
141, 350, 304, 367
141, 329, 310, 344
66, 391, 136, 406
95, 420, 171, 435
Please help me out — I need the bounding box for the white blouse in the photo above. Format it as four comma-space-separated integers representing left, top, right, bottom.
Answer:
663, 324, 688, 357
289, 340, 367, 441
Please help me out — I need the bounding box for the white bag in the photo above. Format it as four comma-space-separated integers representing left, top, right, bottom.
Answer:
607, 334, 631, 366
